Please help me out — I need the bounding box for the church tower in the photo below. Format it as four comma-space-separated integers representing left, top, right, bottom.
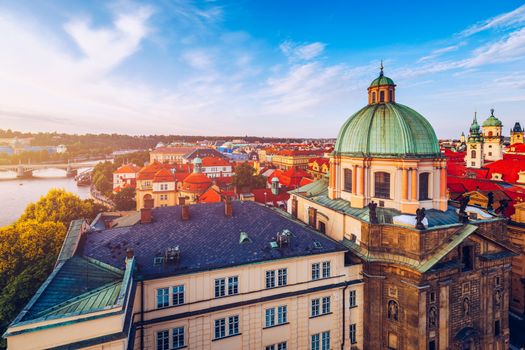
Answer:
329, 65, 447, 213
482, 108, 503, 162
511, 122, 524, 145
465, 113, 483, 168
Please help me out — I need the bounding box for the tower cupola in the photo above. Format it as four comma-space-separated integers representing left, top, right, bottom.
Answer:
368, 62, 396, 104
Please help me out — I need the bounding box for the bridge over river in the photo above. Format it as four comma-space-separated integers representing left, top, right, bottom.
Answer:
0, 160, 109, 178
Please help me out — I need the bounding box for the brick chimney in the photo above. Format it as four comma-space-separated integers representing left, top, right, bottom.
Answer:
178, 196, 186, 206
225, 196, 233, 217
141, 197, 154, 224
181, 205, 190, 221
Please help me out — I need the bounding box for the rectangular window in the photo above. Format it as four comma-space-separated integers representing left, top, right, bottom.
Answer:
277, 268, 287, 286
157, 288, 169, 308
374, 172, 391, 199
172, 327, 185, 349
429, 340, 436, 350
277, 342, 287, 350
311, 298, 320, 317
215, 278, 226, 297
312, 263, 320, 280
266, 270, 276, 288
322, 261, 331, 278
277, 305, 287, 324
172, 285, 184, 306
228, 276, 239, 295
311, 334, 320, 350
228, 315, 239, 336
156, 330, 169, 350
265, 308, 276, 327
322, 296, 331, 314
266, 346, 275, 350
349, 290, 357, 307
214, 318, 226, 339
495, 320, 501, 336
350, 323, 357, 344
344, 168, 352, 192
321, 331, 330, 350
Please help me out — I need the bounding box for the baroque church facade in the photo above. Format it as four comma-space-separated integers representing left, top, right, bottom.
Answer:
289, 69, 515, 350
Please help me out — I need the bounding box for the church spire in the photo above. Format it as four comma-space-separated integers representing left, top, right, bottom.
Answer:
379, 60, 384, 77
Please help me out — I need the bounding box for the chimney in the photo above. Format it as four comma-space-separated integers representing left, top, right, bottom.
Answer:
125, 248, 134, 263
141, 197, 154, 224
181, 205, 190, 221
178, 196, 186, 206
225, 196, 233, 217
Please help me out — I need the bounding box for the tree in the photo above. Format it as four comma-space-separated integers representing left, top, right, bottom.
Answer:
18, 189, 104, 225
92, 161, 117, 197
232, 162, 267, 192
114, 187, 136, 211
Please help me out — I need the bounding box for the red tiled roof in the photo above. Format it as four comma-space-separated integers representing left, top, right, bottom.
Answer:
201, 156, 231, 167
199, 187, 222, 203
308, 157, 329, 166
507, 143, 525, 154
484, 158, 525, 184
252, 188, 290, 208
137, 162, 174, 180
182, 172, 212, 192
114, 164, 141, 174
299, 177, 314, 187
153, 168, 176, 183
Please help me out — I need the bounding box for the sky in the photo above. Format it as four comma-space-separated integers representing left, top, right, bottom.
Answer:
1, 1, 525, 138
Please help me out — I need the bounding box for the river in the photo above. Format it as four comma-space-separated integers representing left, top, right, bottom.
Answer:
0, 168, 92, 227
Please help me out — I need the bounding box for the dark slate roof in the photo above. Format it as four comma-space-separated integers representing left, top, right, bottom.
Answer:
82, 201, 346, 279
16, 256, 123, 323
184, 148, 228, 161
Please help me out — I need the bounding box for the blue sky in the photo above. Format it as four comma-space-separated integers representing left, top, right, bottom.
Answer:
1, 1, 525, 138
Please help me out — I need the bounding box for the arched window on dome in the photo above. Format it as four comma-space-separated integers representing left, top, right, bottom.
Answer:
380, 90, 385, 103
389, 89, 393, 102
372, 92, 376, 103
344, 168, 352, 192
488, 131, 493, 137
419, 173, 430, 200
471, 150, 476, 159
374, 172, 390, 199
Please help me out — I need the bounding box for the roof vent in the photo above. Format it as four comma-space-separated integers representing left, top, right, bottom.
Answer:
313, 241, 323, 249
270, 241, 279, 249
276, 230, 291, 247
165, 246, 180, 264
154, 256, 164, 265
239, 232, 252, 244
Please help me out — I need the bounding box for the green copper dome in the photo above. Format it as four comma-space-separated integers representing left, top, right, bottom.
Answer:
369, 75, 395, 87
334, 103, 441, 158
482, 109, 502, 127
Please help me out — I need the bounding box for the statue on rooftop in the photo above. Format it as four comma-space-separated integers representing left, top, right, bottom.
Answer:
368, 201, 378, 224
458, 195, 470, 224
487, 192, 494, 211
496, 199, 508, 216
415, 208, 426, 230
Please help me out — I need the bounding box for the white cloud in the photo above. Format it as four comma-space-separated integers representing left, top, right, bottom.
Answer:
279, 40, 326, 61
461, 4, 525, 36
182, 50, 214, 70
64, 6, 153, 74
418, 43, 463, 62
465, 27, 525, 67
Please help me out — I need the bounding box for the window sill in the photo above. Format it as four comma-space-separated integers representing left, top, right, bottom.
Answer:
212, 333, 242, 342
265, 284, 288, 290
173, 346, 187, 350
349, 305, 358, 309
309, 312, 332, 319
263, 322, 289, 330
311, 276, 332, 282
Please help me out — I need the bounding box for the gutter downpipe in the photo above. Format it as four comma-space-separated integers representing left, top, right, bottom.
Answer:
341, 281, 349, 350
141, 280, 144, 350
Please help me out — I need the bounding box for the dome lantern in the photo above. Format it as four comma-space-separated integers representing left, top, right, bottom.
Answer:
367, 61, 396, 104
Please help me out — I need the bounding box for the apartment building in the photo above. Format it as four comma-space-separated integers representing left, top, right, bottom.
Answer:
5, 201, 364, 350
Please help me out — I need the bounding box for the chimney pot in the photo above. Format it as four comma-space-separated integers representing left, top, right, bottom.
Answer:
181, 205, 190, 221
178, 196, 186, 206
126, 248, 134, 260
225, 197, 233, 217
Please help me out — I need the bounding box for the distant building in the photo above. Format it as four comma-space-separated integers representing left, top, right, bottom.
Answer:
307, 157, 329, 179
56, 144, 67, 153
112, 163, 141, 193
271, 149, 324, 170
150, 146, 196, 164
